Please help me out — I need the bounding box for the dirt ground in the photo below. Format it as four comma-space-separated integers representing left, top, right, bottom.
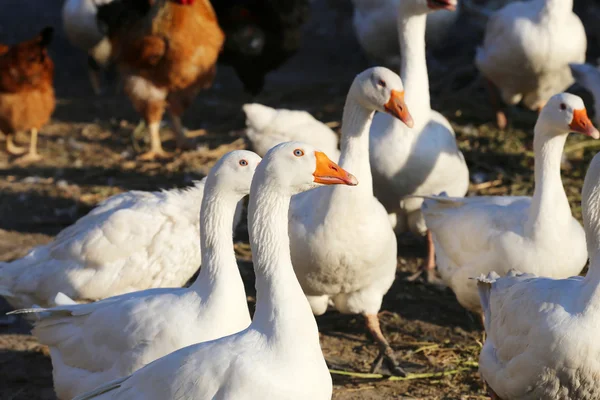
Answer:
1, 1, 600, 399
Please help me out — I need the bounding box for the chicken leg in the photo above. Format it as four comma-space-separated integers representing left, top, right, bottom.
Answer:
138, 121, 173, 160
6, 134, 27, 155
14, 128, 42, 164
87, 55, 103, 96
365, 313, 407, 376
169, 113, 196, 150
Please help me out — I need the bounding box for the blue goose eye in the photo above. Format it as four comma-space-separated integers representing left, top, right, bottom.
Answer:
239, 159, 248, 166
293, 149, 304, 157
377, 79, 386, 88
560, 103, 566, 111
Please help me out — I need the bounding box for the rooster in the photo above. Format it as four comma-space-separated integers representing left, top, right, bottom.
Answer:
0, 27, 55, 164
96, 0, 224, 160
211, 0, 310, 95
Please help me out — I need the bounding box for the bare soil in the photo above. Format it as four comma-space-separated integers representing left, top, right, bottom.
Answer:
1, 1, 599, 399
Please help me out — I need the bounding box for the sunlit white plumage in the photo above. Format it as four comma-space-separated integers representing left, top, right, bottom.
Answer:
289, 67, 413, 373
243, 103, 340, 161
72, 142, 349, 400
0, 174, 244, 310
9, 150, 260, 400
419, 93, 598, 313
477, 149, 600, 399
475, 0, 586, 110
351, 0, 459, 68
369, 0, 468, 239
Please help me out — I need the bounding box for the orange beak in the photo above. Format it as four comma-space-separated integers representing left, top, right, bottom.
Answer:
569, 108, 600, 139
384, 90, 414, 128
313, 151, 358, 186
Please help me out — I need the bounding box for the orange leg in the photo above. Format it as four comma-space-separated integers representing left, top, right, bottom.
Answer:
485, 381, 502, 400
365, 313, 407, 376
406, 231, 446, 288
484, 78, 507, 130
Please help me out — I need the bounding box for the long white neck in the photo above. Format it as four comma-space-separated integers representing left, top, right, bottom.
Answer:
249, 178, 320, 346
190, 185, 245, 302
397, 8, 430, 129
337, 95, 376, 196
525, 126, 572, 238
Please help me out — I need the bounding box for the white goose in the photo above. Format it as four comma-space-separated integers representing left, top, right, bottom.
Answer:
476, 0, 586, 128
72, 141, 354, 400
8, 150, 260, 400
289, 67, 413, 375
243, 103, 340, 161
417, 93, 598, 314
570, 63, 600, 125
369, 0, 469, 284
351, 0, 459, 68
0, 173, 244, 310
477, 149, 600, 400
62, 0, 115, 94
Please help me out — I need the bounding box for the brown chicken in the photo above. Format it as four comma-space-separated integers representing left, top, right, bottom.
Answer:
0, 27, 56, 163
97, 0, 225, 160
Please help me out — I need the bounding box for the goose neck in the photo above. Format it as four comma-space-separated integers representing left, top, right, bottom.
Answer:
525, 127, 571, 237
190, 186, 242, 294
397, 10, 430, 126
338, 96, 375, 194
249, 179, 320, 344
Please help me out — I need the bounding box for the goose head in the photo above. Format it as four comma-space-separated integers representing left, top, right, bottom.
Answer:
208, 150, 262, 197
350, 67, 414, 128
398, 0, 457, 14
258, 142, 358, 195
537, 93, 599, 139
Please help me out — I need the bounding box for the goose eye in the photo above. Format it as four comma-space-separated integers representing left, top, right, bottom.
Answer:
239, 159, 248, 166
293, 149, 304, 157
560, 103, 566, 111
377, 79, 387, 88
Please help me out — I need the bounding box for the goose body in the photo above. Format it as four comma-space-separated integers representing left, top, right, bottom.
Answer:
420, 93, 597, 313
570, 63, 600, 125
62, 0, 114, 93
0, 176, 243, 310
478, 147, 600, 399
475, 0, 586, 110
9, 151, 260, 400
72, 142, 351, 400
243, 103, 340, 160
369, 0, 468, 251
62, 0, 111, 53
351, 0, 458, 68
289, 67, 413, 373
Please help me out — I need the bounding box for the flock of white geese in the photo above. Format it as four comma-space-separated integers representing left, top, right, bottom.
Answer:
4, 0, 600, 399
